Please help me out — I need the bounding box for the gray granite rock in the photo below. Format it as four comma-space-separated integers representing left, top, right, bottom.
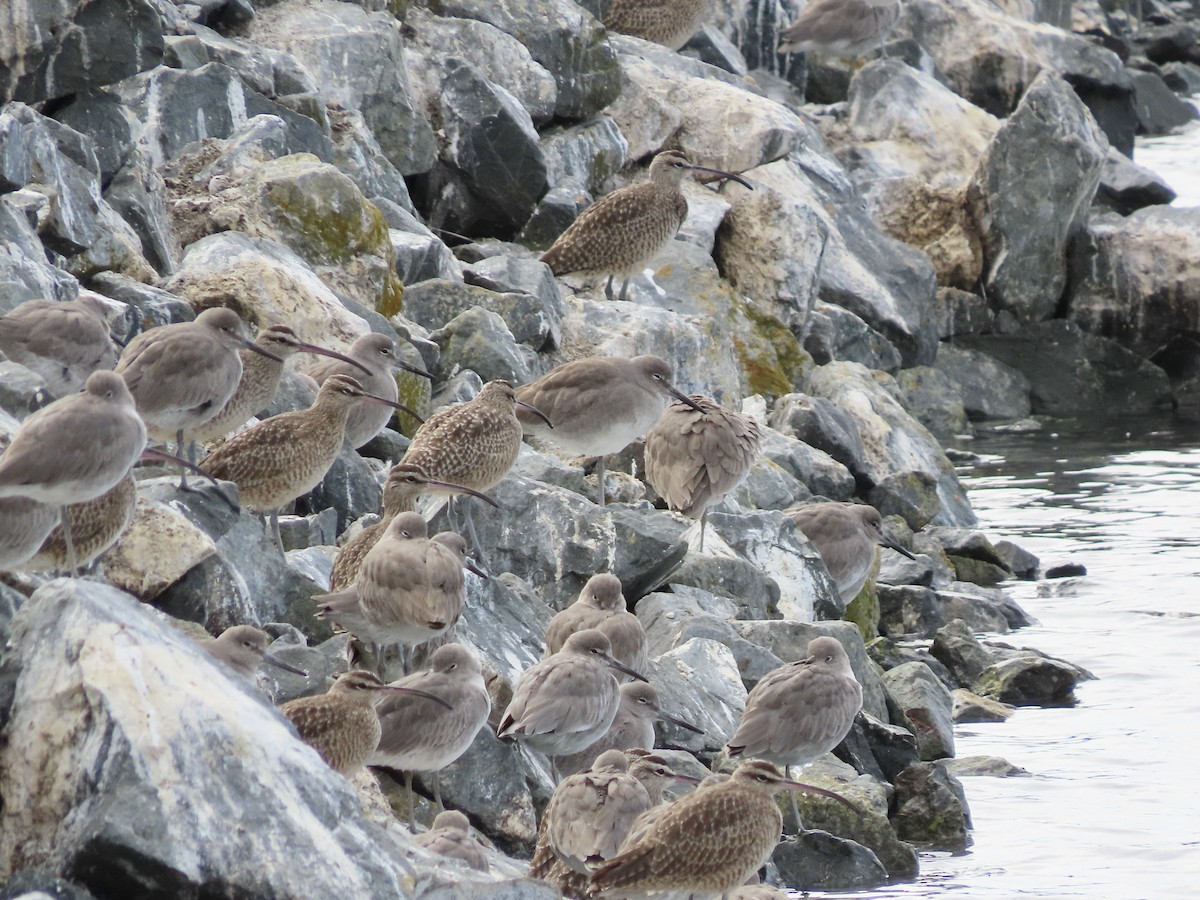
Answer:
933, 287, 994, 339
772, 831, 888, 892
1128, 68, 1198, 135
804, 302, 904, 373
944, 755, 1029, 777
770, 392, 865, 477
929, 619, 997, 688
934, 345, 1032, 421
951, 688, 1014, 723
430, 307, 535, 383
973, 655, 1083, 706
1095, 146, 1177, 215
645, 637, 748, 752
881, 661, 955, 760
891, 762, 972, 851
896, 366, 971, 442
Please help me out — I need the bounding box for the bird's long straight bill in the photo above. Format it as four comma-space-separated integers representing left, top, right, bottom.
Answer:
689, 166, 754, 190
605, 656, 649, 683
397, 358, 435, 381
362, 393, 425, 424
883, 537, 918, 560
241, 339, 285, 363
667, 386, 705, 413
660, 711, 704, 734
776, 778, 862, 813
293, 342, 373, 377
262, 654, 308, 677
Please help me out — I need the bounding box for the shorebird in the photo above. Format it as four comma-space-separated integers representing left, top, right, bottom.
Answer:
540, 149, 751, 302
515, 355, 702, 506
643, 394, 763, 552
316, 512, 467, 674
726, 636, 863, 831
0, 371, 146, 572
497, 629, 648, 776
116, 307, 282, 487
554, 682, 702, 778
279, 670, 451, 777
19, 473, 136, 574
189, 324, 371, 445
200, 374, 417, 550
544, 574, 647, 680
369, 643, 491, 823
400, 379, 551, 556
589, 760, 842, 896
0, 295, 119, 397
602, 0, 712, 50
777, 0, 902, 59
197, 624, 308, 680
329, 463, 498, 592
0, 496, 59, 571
785, 501, 916, 604
305, 332, 433, 449
413, 810, 490, 872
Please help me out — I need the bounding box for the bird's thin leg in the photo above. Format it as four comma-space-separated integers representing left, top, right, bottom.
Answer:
789, 765, 804, 832
595, 456, 606, 507
618, 276, 630, 302
176, 429, 191, 490
699, 509, 708, 553
604, 274, 615, 302
61, 507, 79, 577
875, 7, 887, 57
270, 510, 284, 556
433, 771, 443, 810
405, 770, 417, 829
460, 496, 486, 571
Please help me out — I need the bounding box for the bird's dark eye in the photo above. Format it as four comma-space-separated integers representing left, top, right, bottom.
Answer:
105, 390, 114, 398
825, 655, 834, 663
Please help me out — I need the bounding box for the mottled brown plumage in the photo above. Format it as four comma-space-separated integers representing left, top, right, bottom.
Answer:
414, 810, 490, 872
643, 394, 763, 551
777, 0, 902, 57
604, 0, 711, 50
0, 295, 118, 397
540, 151, 751, 302
21, 473, 136, 573
544, 574, 646, 681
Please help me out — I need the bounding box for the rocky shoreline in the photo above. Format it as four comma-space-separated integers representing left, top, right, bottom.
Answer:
1, 0, 1196, 895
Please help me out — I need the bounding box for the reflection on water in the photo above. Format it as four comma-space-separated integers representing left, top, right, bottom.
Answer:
804, 413, 1200, 899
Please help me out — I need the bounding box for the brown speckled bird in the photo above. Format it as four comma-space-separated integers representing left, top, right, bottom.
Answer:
0, 295, 118, 397
777, 0, 902, 58
279, 670, 450, 777
544, 573, 647, 682
603, 0, 711, 50
540, 150, 751, 302
643, 394, 763, 552
414, 810, 490, 872
20, 472, 136, 573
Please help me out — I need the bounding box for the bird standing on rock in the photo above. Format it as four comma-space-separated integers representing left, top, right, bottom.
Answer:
540, 149, 752, 302
602, 0, 713, 51
544, 573, 647, 681
0, 295, 119, 397
776, 0, 902, 60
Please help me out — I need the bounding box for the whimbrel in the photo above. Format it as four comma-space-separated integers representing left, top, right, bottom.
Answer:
777, 0, 902, 58
603, 0, 711, 50
726, 635, 863, 830
400, 379, 551, 556
785, 501, 916, 604
20, 473, 136, 574
189, 324, 371, 445
643, 394, 763, 552
279, 670, 451, 777
316, 512, 467, 674
544, 574, 647, 681
116, 307, 281, 487
0, 295, 119, 397
540, 150, 751, 302
589, 759, 833, 896
329, 463, 498, 592
200, 374, 416, 550
369, 643, 491, 823
413, 810, 490, 872
554, 682, 702, 778
497, 629, 647, 773
0, 371, 146, 572
515, 355, 702, 505
305, 332, 433, 449
198, 624, 308, 680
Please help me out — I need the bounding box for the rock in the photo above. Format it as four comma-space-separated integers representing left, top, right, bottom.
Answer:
771, 831, 888, 892
769, 392, 865, 476
0, 870, 98, 899
929, 619, 997, 687
645, 638, 748, 752
969, 70, 1109, 323
878, 549, 939, 589
857, 712, 921, 782
895, 367, 971, 441
538, 118, 628, 193
1160, 61, 1200, 94
993, 540, 1039, 578
803, 361, 976, 529
934, 345, 1032, 421
1045, 561, 1086, 578
294, 445, 385, 535
0, 580, 548, 896
944, 755, 1029, 777
327, 107, 418, 217
391, 229, 461, 286
933, 287, 995, 338
891, 762, 972, 851
249, 0, 436, 175
951, 688, 1014, 722
865, 638, 956, 690
1095, 146, 1177, 215
880, 661, 955, 760
0, 200, 79, 308
804, 303, 903, 373
973, 655, 1083, 706
407, 275, 561, 352
0, 0, 163, 105
98, 497, 219, 601
430, 307, 535, 383
757, 423, 856, 502
1128, 69, 1199, 135
667, 555, 781, 622
0, 363, 49, 418
878, 583, 1027, 638
89, 272, 194, 337
955, 320, 1174, 415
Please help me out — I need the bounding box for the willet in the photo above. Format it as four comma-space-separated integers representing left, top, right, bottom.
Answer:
369, 643, 491, 824
777, 0, 902, 59
589, 759, 841, 896
279, 670, 451, 777
515, 355, 702, 506
116, 307, 282, 487
197, 624, 308, 680
643, 394, 763, 552
315, 512, 467, 675
785, 501, 916, 604
413, 810, 490, 872
305, 332, 433, 449
329, 463, 498, 592
602, 0, 712, 50
400, 379, 551, 557
544, 573, 647, 680
200, 374, 416, 550
0, 497, 59, 571
0, 295, 119, 397
540, 149, 751, 302
497, 629, 648, 776
725, 635, 863, 830
553, 682, 702, 778
0, 370, 146, 572
189, 324, 371, 445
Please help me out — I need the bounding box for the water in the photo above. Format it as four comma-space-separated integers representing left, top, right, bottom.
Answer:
1134, 103, 1200, 207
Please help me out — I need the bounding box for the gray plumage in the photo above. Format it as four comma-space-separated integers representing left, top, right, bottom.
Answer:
0, 295, 118, 397
21, 473, 136, 573
0, 496, 59, 571
414, 810, 489, 872
604, 0, 712, 50
544, 574, 647, 681
777, 0, 902, 57
198, 624, 306, 680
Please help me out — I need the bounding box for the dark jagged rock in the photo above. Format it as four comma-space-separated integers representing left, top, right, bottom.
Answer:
1095, 146, 1178, 214
881, 661, 955, 760
1128, 68, 1199, 134
933, 345, 1032, 421
892, 762, 973, 851
772, 831, 889, 892
973, 655, 1084, 706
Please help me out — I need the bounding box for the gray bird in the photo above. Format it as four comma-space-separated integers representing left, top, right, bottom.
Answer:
777, 0, 902, 59
0, 295, 119, 397
0, 496, 59, 571
497, 629, 648, 772
515, 355, 702, 506
544, 574, 647, 681
725, 635, 863, 830
197, 624, 308, 680
540, 150, 751, 302
785, 501, 916, 604
413, 810, 490, 872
